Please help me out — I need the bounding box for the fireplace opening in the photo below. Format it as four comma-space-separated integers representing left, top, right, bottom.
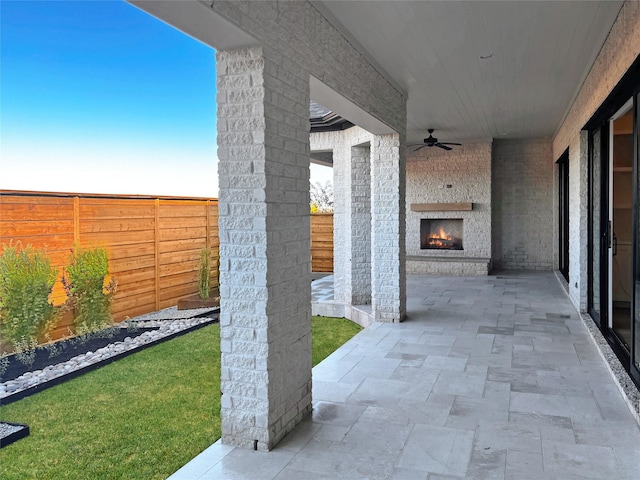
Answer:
420, 219, 463, 250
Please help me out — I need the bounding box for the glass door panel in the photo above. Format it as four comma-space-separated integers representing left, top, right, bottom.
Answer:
611, 105, 633, 351
558, 151, 569, 282
590, 127, 604, 325
634, 95, 640, 371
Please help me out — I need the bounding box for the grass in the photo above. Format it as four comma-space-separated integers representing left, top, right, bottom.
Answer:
311, 315, 362, 365
0, 316, 361, 480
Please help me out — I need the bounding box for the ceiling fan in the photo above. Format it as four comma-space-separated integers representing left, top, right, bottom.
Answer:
408, 129, 462, 151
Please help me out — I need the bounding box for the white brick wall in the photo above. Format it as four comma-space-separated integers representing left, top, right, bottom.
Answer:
312, 128, 373, 306
405, 142, 492, 274
371, 133, 406, 322
552, 1, 640, 311
214, 1, 407, 450
492, 139, 554, 271
312, 127, 405, 320
209, 1, 406, 134
218, 46, 312, 451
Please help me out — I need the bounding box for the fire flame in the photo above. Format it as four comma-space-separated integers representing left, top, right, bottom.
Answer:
429, 226, 451, 241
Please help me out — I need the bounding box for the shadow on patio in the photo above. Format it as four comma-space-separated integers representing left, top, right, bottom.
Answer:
170, 271, 640, 479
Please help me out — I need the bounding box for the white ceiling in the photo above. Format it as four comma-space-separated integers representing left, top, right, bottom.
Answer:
314, 1, 624, 143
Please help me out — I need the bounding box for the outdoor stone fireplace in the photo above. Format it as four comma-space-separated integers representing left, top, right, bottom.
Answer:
421, 218, 463, 250
405, 141, 493, 275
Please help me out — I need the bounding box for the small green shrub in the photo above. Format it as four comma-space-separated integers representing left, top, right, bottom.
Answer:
63, 245, 116, 334
0, 243, 58, 351
198, 247, 211, 299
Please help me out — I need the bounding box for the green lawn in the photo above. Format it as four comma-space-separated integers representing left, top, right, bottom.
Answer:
0, 316, 361, 480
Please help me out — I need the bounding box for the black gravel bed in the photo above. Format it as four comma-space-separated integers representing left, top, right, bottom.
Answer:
1, 326, 159, 383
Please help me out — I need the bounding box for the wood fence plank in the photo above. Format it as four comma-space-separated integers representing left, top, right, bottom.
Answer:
1, 192, 331, 336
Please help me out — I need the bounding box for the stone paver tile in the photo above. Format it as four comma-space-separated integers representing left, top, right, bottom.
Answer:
446, 395, 509, 430
342, 420, 413, 450
388, 467, 428, 480
198, 448, 295, 480
572, 418, 640, 448
541, 441, 621, 479
612, 446, 640, 480
312, 401, 365, 427
389, 364, 440, 385
348, 376, 435, 407
466, 447, 507, 480
432, 367, 487, 398
422, 355, 468, 371
590, 381, 639, 421
510, 391, 602, 420
398, 424, 474, 476
286, 439, 400, 480
312, 424, 350, 442
274, 468, 336, 480
167, 441, 236, 480
312, 379, 361, 403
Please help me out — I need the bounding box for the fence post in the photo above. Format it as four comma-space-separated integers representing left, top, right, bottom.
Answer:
154, 198, 160, 311
73, 196, 80, 245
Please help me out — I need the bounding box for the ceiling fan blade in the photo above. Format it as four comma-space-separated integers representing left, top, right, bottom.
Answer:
413, 145, 428, 152
438, 142, 462, 146
407, 143, 424, 147
436, 143, 452, 151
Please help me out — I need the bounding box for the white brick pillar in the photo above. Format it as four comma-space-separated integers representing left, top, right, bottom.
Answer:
217, 46, 312, 450
371, 134, 406, 322
333, 143, 371, 305
350, 145, 371, 304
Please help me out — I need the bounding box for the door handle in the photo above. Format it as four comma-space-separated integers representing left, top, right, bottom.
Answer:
613, 233, 617, 256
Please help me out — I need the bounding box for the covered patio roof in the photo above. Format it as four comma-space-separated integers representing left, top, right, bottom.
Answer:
131, 0, 624, 144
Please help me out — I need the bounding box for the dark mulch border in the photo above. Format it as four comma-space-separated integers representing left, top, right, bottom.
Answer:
1, 326, 161, 383
1, 310, 219, 406
0, 422, 30, 449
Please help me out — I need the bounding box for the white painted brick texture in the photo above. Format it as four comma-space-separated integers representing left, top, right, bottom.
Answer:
405, 142, 492, 275
371, 134, 406, 322
552, 2, 640, 311
492, 139, 554, 271
217, 46, 312, 451
214, 0, 408, 450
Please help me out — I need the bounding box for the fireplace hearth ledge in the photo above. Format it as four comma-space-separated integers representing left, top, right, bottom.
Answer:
406, 255, 491, 276
407, 255, 490, 263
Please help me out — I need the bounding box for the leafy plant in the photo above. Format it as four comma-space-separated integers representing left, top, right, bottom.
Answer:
0, 353, 9, 379
198, 247, 211, 299
43, 333, 62, 359
13, 336, 39, 367
63, 245, 117, 335
0, 243, 58, 351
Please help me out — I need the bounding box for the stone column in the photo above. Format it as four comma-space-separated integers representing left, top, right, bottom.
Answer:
217, 46, 312, 450
371, 134, 406, 322
333, 142, 371, 306
350, 145, 371, 305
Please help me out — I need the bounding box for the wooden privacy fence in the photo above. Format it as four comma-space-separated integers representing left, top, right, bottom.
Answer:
0, 190, 334, 337
310, 213, 333, 272
0, 191, 219, 336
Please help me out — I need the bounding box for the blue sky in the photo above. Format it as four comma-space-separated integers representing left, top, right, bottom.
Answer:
1, 0, 220, 197
1, 0, 333, 197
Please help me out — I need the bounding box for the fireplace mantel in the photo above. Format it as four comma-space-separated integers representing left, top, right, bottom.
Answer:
410, 202, 473, 212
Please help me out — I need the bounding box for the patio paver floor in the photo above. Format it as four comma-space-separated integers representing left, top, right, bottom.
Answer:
170, 271, 640, 480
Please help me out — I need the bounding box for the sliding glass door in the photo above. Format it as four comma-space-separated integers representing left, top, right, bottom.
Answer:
558, 150, 569, 282
588, 90, 640, 387
634, 98, 640, 381
589, 126, 607, 328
